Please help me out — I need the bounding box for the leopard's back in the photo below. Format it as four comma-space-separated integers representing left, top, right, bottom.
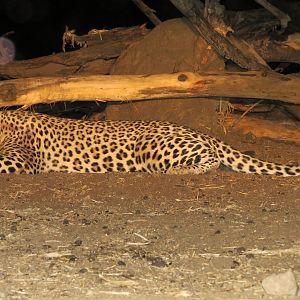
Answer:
0, 110, 299, 176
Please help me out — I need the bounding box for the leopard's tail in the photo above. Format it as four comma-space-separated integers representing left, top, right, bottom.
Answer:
211, 139, 300, 177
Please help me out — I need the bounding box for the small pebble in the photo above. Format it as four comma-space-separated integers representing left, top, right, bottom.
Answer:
79, 268, 88, 274
0, 234, 6, 240
0, 272, 6, 280
81, 219, 91, 225
74, 239, 82, 246
117, 260, 126, 266
231, 260, 240, 269
235, 246, 246, 254
63, 219, 69, 225
10, 222, 17, 232
262, 269, 299, 296
69, 255, 77, 262
147, 256, 167, 268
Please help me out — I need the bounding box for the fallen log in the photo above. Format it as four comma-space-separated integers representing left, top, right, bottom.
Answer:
225, 115, 300, 145
0, 25, 149, 78
0, 22, 299, 79
0, 71, 299, 107
0, 71, 300, 107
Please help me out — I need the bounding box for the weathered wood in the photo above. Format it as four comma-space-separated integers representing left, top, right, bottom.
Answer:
232, 103, 274, 113
0, 72, 299, 107
0, 20, 299, 80
229, 7, 300, 64
225, 115, 300, 144
63, 25, 149, 49
0, 26, 149, 78
251, 37, 300, 65
254, 0, 290, 30
0, 52, 115, 78
228, 8, 280, 39
169, 0, 269, 71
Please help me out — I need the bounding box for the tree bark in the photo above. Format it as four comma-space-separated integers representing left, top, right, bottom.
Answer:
0, 21, 299, 79
0, 72, 299, 107
253, 0, 291, 30
169, 0, 269, 71
225, 115, 300, 144
0, 26, 149, 78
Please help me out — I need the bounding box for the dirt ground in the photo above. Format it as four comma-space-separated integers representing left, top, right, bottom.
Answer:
0, 137, 299, 300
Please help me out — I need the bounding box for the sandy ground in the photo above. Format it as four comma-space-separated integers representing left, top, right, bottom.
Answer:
1, 14, 299, 300
0, 139, 299, 300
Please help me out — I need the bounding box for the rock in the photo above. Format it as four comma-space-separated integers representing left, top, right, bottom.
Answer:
262, 269, 299, 296
107, 18, 224, 134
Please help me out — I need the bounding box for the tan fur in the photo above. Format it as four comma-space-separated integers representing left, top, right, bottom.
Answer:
0, 110, 299, 176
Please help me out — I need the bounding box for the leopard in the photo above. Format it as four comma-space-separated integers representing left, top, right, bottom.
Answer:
0, 110, 299, 176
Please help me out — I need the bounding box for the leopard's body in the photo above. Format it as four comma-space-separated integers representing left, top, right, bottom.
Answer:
0, 110, 299, 176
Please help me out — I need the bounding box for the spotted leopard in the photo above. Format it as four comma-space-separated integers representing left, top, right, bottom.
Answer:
0, 110, 299, 176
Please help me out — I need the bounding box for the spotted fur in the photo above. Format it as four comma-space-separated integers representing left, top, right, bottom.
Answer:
0, 110, 299, 176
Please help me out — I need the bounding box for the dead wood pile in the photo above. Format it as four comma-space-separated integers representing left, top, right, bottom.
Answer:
0, 0, 299, 143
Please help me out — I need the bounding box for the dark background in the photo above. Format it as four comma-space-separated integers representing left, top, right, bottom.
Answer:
0, 0, 178, 59
1, 0, 298, 60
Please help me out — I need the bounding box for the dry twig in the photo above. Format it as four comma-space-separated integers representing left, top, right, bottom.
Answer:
254, 0, 291, 30
131, 0, 161, 26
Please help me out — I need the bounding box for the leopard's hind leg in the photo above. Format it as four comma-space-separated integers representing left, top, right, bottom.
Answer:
0, 144, 37, 174
0, 153, 36, 174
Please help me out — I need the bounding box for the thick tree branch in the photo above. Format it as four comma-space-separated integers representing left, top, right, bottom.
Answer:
1, 18, 299, 79
169, 0, 269, 71
0, 26, 149, 78
225, 115, 300, 144
254, 0, 291, 30
0, 72, 299, 108
131, 0, 161, 26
